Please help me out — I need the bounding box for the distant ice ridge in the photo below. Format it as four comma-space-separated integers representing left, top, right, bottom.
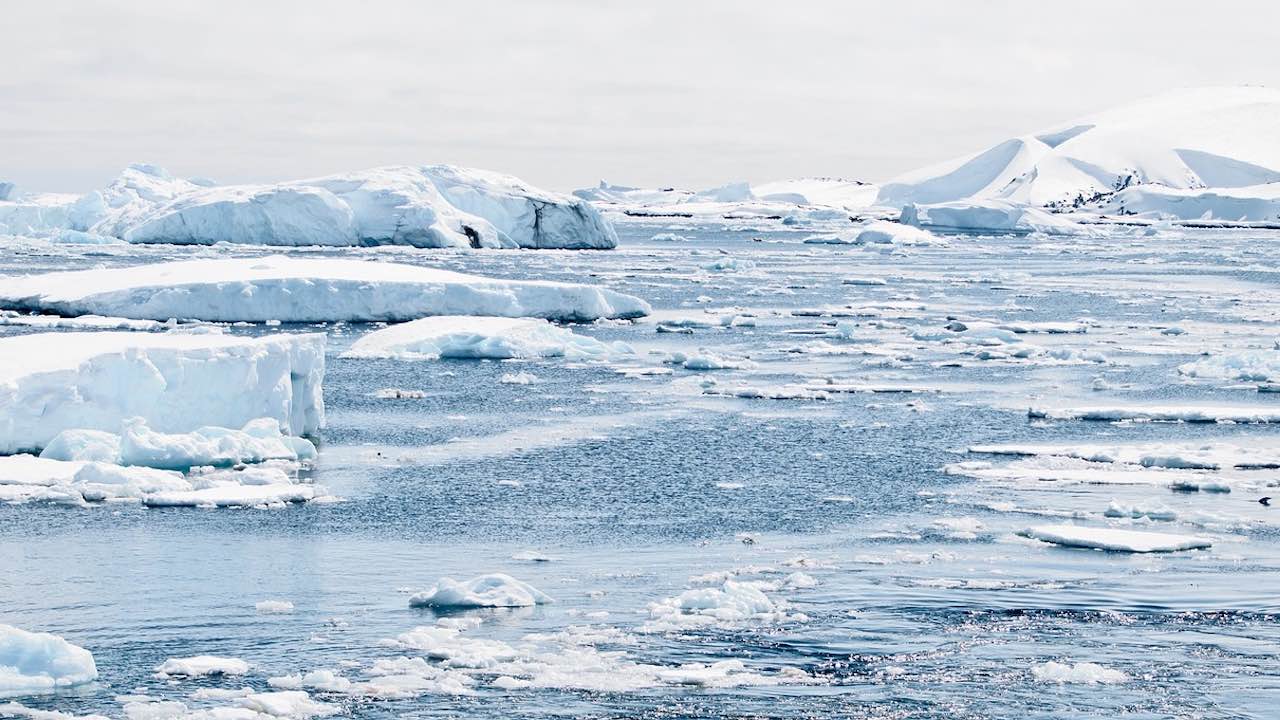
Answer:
878, 86, 1280, 222
0, 255, 650, 323
0, 332, 325, 455
0, 624, 98, 697
0, 163, 618, 249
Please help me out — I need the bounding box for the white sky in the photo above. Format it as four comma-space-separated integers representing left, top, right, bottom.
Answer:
4, 0, 1279, 193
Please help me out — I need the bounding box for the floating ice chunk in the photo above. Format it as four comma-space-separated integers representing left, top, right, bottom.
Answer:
0, 256, 650, 323
1179, 350, 1280, 383
268, 669, 352, 693
142, 479, 317, 509
0, 331, 325, 455
644, 580, 803, 631
649, 233, 688, 242
42, 418, 314, 470
154, 655, 249, 679
1031, 660, 1128, 684
1018, 524, 1211, 553
372, 388, 426, 399
701, 257, 756, 272
498, 371, 538, 385
1104, 501, 1177, 521
854, 220, 943, 246
0, 625, 98, 697
255, 600, 295, 615
679, 350, 756, 371
344, 317, 626, 361
1028, 404, 1280, 424
236, 689, 338, 718
408, 574, 553, 609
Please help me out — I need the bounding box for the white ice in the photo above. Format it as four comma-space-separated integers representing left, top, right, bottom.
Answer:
1018, 524, 1212, 553
0, 625, 98, 697
343, 317, 627, 361
0, 256, 650, 323
408, 574, 553, 609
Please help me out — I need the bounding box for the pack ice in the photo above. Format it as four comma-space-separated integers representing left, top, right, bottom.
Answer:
0, 624, 98, 697
0, 163, 618, 249
0, 255, 651, 323
0, 331, 325, 454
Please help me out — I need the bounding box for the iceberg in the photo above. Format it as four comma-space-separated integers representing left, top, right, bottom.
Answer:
343, 316, 625, 361
0, 625, 98, 697
0, 332, 325, 455
0, 255, 650, 323
5, 163, 618, 249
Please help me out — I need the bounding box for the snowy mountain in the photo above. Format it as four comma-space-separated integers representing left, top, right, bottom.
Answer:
878, 86, 1280, 221
0, 164, 618, 249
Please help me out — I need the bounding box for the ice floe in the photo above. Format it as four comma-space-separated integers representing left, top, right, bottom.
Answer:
408, 574, 552, 609
343, 317, 627, 361
0, 256, 650, 323
1018, 524, 1212, 553
40, 418, 315, 470
0, 332, 324, 455
1031, 660, 1129, 685
154, 656, 250, 679
0, 625, 98, 697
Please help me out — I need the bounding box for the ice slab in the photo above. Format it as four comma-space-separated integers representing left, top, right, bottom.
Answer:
0, 256, 650, 323
1018, 524, 1212, 553
0, 332, 324, 455
0, 625, 98, 697
343, 316, 624, 361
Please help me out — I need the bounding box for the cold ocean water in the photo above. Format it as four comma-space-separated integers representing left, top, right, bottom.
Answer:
2, 219, 1280, 719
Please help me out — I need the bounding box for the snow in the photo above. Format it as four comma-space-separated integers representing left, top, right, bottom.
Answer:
1018, 524, 1212, 553
10, 163, 618, 249
0, 256, 650, 323
343, 317, 626, 361
878, 86, 1280, 215
0, 332, 324, 455
0, 625, 98, 697
41, 418, 316, 470
154, 656, 250, 678
408, 574, 553, 609
1031, 661, 1128, 684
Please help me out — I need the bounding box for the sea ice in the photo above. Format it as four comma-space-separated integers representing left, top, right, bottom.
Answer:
0, 332, 325, 454
0, 625, 98, 697
343, 317, 626, 361
154, 656, 250, 678
1018, 524, 1212, 553
1031, 660, 1129, 684
408, 574, 553, 609
0, 256, 649, 323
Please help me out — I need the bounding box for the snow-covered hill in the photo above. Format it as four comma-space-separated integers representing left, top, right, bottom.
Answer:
0, 164, 618, 249
878, 86, 1280, 222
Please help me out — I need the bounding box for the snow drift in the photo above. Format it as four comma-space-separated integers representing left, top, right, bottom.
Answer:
0, 163, 618, 249
0, 331, 325, 454
0, 255, 651, 323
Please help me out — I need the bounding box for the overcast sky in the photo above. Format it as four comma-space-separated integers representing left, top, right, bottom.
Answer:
4, 0, 1279, 193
